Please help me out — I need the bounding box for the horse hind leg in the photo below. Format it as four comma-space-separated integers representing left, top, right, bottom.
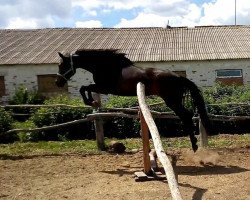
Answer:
163, 99, 198, 152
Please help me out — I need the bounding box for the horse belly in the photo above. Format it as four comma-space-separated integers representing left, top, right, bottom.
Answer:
117, 82, 138, 96
117, 80, 159, 96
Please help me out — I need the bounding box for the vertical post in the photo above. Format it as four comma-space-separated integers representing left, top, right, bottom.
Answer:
235, 0, 237, 25
199, 118, 208, 148
92, 93, 105, 151
139, 109, 151, 175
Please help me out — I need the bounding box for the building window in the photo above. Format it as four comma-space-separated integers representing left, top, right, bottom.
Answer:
37, 74, 68, 96
0, 76, 6, 97
216, 69, 242, 78
216, 69, 243, 85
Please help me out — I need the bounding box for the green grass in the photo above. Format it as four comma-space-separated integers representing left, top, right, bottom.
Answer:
0, 134, 249, 158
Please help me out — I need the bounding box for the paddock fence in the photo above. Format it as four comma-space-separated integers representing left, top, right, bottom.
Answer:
2, 98, 250, 149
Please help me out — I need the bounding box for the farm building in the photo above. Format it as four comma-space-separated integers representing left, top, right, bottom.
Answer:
0, 25, 250, 103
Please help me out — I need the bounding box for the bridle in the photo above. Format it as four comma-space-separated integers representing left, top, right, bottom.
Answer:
57, 53, 76, 81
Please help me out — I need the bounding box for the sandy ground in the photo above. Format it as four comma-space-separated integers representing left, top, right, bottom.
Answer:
0, 147, 249, 200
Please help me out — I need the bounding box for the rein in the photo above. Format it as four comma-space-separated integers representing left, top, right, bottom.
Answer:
57, 53, 76, 81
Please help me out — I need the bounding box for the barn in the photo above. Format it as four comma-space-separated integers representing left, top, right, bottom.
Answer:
0, 25, 250, 103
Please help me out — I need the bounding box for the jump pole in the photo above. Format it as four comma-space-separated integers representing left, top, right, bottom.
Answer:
136, 82, 183, 200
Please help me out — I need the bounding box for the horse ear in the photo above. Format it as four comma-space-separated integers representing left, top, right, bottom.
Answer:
58, 52, 64, 59
72, 54, 79, 58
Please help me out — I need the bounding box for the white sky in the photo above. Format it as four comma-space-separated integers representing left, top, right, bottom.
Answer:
0, 0, 249, 29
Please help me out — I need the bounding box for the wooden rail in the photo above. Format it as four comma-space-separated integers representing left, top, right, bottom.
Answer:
137, 82, 183, 200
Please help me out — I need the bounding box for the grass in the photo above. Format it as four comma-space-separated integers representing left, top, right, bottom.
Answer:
0, 134, 249, 158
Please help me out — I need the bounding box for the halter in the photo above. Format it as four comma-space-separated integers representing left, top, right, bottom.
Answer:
57, 53, 76, 81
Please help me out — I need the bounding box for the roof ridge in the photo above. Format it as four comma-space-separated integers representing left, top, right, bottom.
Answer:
1, 25, 250, 32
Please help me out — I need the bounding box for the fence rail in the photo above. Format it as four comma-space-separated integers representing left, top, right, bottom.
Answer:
2, 103, 249, 120
4, 102, 250, 135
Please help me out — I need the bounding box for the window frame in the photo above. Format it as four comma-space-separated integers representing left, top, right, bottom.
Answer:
216, 69, 243, 79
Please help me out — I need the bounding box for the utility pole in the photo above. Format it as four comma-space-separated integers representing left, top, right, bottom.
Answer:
235, 0, 237, 25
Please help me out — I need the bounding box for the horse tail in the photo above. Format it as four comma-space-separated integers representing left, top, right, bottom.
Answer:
181, 77, 211, 134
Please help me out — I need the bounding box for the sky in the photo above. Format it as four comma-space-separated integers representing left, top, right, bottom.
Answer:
0, 0, 249, 29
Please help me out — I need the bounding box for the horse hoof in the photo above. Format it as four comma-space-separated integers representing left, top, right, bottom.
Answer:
192, 144, 198, 152
92, 101, 101, 108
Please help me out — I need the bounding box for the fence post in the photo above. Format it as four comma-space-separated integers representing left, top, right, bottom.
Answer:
139, 109, 151, 175
199, 118, 208, 148
92, 93, 105, 151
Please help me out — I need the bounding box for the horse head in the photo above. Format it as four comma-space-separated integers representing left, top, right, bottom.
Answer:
56, 52, 77, 87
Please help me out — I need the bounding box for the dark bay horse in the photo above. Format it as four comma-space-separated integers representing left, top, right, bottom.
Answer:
56, 49, 211, 152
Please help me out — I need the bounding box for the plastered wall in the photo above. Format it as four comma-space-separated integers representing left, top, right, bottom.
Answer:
0, 59, 249, 102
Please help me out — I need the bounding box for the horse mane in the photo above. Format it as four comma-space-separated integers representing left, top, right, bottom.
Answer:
75, 49, 134, 68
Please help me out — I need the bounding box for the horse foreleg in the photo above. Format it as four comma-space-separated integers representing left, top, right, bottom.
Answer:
87, 84, 103, 108
79, 85, 101, 108
79, 86, 93, 106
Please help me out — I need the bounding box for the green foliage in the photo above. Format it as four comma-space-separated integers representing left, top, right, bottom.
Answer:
8, 85, 45, 121
203, 83, 250, 104
104, 96, 138, 108
202, 84, 250, 134
0, 107, 17, 143
103, 96, 139, 138
6, 84, 249, 142
203, 83, 250, 116
104, 95, 170, 112
12, 120, 38, 142
30, 95, 93, 141
9, 85, 44, 105
103, 95, 171, 138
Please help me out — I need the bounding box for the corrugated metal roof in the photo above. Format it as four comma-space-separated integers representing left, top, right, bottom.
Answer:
1, 26, 250, 65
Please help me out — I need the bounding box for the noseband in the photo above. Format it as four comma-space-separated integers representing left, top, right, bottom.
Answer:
57, 53, 76, 81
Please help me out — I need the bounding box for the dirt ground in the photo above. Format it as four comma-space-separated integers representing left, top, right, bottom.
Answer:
0, 147, 249, 200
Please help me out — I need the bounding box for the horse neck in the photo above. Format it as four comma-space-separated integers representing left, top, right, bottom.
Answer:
74, 55, 97, 74
73, 51, 134, 76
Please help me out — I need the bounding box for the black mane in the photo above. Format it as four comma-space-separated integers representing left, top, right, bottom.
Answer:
75, 49, 133, 69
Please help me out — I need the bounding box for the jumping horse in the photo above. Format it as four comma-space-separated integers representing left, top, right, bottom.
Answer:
56, 49, 211, 152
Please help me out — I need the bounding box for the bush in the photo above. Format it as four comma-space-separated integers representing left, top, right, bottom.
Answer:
203, 84, 250, 116
102, 96, 139, 138
203, 84, 250, 134
104, 95, 171, 111
103, 84, 250, 138
8, 85, 45, 121
30, 95, 93, 141
0, 107, 17, 143
12, 120, 39, 142
9, 85, 44, 105
20, 84, 249, 141
103, 95, 174, 138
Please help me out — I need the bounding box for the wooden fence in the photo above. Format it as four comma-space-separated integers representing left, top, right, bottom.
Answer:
3, 98, 250, 150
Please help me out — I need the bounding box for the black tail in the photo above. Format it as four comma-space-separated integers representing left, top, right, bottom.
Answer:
181, 77, 211, 135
